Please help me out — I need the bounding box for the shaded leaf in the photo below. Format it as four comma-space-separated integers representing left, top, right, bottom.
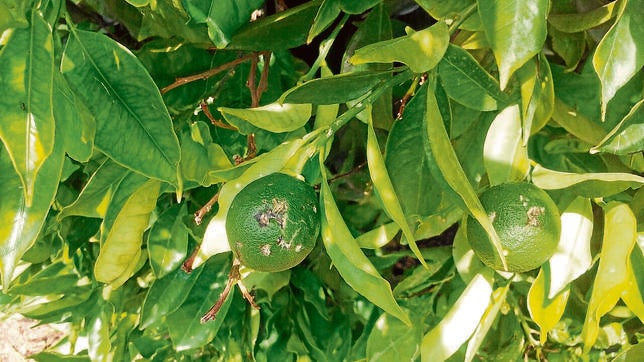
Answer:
308, 0, 341, 42
551, 99, 606, 145
0, 10, 55, 205
438, 44, 508, 111
349, 21, 449, 73
338, 0, 380, 14
320, 171, 411, 325
61, 29, 181, 189
147, 203, 189, 279
479, 0, 549, 89
548, 1, 618, 33
219, 102, 312, 133
593, 0, 644, 119
515, 53, 554, 136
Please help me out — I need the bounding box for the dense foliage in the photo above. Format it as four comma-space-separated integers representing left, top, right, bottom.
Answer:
1, 0, 644, 360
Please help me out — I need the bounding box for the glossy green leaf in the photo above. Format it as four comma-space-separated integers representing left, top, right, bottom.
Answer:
219, 102, 312, 133
438, 44, 507, 111
281, 70, 395, 105
483, 104, 529, 185
393, 247, 452, 298
531, 164, 644, 197
593, 0, 644, 119
366, 312, 422, 361
0, 11, 55, 205
54, 72, 95, 162
356, 222, 400, 249
547, 197, 593, 298
582, 202, 637, 353
241, 269, 291, 300
179, 121, 234, 186
367, 111, 426, 267
515, 53, 554, 136
0, 0, 30, 32
349, 21, 449, 73
0, 131, 63, 289
592, 99, 644, 155
320, 172, 411, 326
94, 179, 160, 287
87, 301, 112, 361
193, 138, 306, 269
384, 86, 440, 218
167, 254, 233, 351
183, 0, 264, 48
551, 99, 606, 145
479, 0, 548, 89
420, 269, 494, 361
140, 265, 204, 329
228, 1, 321, 51
424, 78, 507, 270
147, 203, 189, 279
308, 0, 341, 42
527, 267, 571, 345
465, 283, 510, 361
622, 245, 644, 322
61, 29, 181, 189
548, 1, 618, 33
549, 26, 585, 71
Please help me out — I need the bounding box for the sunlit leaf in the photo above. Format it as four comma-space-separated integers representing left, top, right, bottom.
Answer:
308, 0, 341, 42
465, 283, 510, 361
531, 164, 644, 197
581, 202, 637, 353
356, 222, 400, 249
320, 170, 411, 326
592, 99, 644, 155
366, 313, 422, 361
551, 99, 606, 145
420, 269, 494, 361
349, 21, 449, 73
219, 102, 312, 133
527, 267, 570, 345
592, 0, 644, 119
94, 179, 161, 287
515, 53, 554, 136
479, 0, 548, 89
547, 197, 593, 298
483, 104, 529, 185
621, 245, 644, 322
54, 72, 95, 162
147, 203, 189, 279
61, 29, 181, 189
438, 44, 507, 111
0, 11, 55, 205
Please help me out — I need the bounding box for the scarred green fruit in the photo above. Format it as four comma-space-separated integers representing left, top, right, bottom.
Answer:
226, 173, 320, 272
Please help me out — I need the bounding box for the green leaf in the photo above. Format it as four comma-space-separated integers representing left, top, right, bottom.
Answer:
356, 222, 400, 249
392, 247, 452, 298
531, 164, 644, 198
423, 78, 507, 270
94, 179, 160, 287
281, 70, 395, 105
548, 1, 618, 33
54, 72, 95, 162
547, 197, 593, 298
0, 10, 55, 205
61, 29, 181, 189
549, 26, 585, 71
593, 0, 644, 119
147, 203, 189, 279
219, 102, 312, 133
183, 0, 264, 48
527, 267, 571, 345
551, 99, 607, 146
366, 111, 426, 267
228, 1, 321, 51
592, 99, 644, 155
179, 121, 235, 186
319, 170, 411, 326
581, 202, 637, 353
483, 104, 529, 185
515, 53, 554, 136
622, 245, 644, 322
465, 283, 510, 361
349, 21, 449, 73
438, 44, 508, 111
479, 0, 548, 89
308, 0, 341, 42
87, 300, 112, 361
366, 312, 422, 361
0, 0, 30, 32
338, 0, 380, 14
420, 269, 494, 361
0, 132, 64, 289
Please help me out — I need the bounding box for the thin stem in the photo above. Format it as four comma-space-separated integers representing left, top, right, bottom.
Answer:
448, 3, 478, 36
300, 13, 350, 83
200, 101, 236, 130
194, 191, 219, 225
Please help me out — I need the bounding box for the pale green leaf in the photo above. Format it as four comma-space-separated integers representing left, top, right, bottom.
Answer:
515, 53, 554, 136
366, 313, 422, 361
582, 202, 637, 353
527, 267, 571, 345
356, 222, 400, 249
483, 104, 529, 185
61, 29, 181, 189
0, 11, 55, 205
593, 0, 644, 119
551, 99, 607, 145
531, 164, 644, 197
548, 1, 618, 33
438, 44, 507, 111
465, 283, 510, 361
219, 102, 312, 133
592, 99, 644, 155
420, 269, 494, 361
479, 0, 549, 89
320, 171, 412, 326
94, 179, 161, 287
349, 21, 449, 73
147, 203, 189, 279
548, 197, 593, 298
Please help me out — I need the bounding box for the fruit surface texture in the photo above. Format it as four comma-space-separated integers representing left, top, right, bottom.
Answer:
467, 182, 561, 273
226, 173, 320, 272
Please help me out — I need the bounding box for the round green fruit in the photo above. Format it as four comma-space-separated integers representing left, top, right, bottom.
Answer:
466, 182, 561, 273
226, 173, 320, 272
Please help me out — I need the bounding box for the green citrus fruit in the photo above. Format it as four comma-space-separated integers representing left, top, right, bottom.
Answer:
466, 182, 561, 273
226, 173, 320, 272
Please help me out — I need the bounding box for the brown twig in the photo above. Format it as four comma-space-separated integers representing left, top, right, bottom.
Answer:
161, 53, 256, 94
201, 258, 259, 323
194, 191, 220, 225
200, 101, 237, 130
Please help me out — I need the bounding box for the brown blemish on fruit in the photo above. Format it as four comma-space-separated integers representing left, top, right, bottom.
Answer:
260, 244, 271, 256
255, 212, 270, 227
255, 198, 289, 229
526, 206, 545, 227
277, 235, 291, 249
